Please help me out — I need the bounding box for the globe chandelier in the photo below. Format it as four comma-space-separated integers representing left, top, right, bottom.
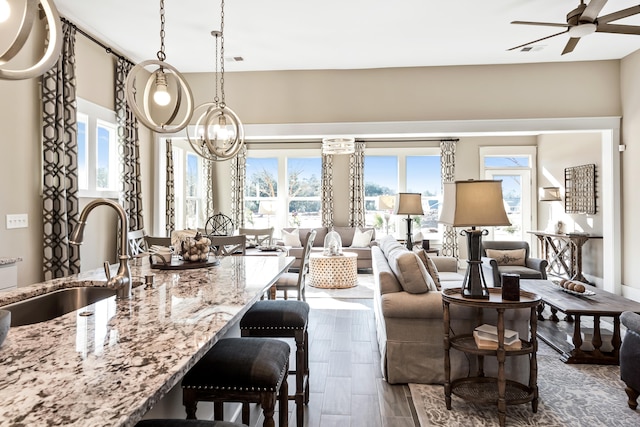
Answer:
125, 0, 194, 133
0, 0, 63, 80
187, 0, 244, 161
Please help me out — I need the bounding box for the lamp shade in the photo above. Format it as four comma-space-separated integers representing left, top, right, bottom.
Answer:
393, 193, 424, 216
539, 187, 561, 202
439, 180, 511, 227
258, 200, 277, 215
378, 195, 396, 211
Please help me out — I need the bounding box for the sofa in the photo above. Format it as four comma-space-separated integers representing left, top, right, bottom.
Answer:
372, 235, 532, 384
278, 226, 376, 270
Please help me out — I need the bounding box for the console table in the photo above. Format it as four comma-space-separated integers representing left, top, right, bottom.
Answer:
528, 230, 601, 283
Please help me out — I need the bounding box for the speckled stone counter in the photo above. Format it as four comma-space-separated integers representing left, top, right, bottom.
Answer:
0, 255, 293, 427
0, 257, 22, 265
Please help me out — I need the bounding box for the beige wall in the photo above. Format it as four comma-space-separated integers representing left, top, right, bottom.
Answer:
621, 50, 640, 299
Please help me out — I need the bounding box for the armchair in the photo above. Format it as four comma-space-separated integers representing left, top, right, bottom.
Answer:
481, 240, 547, 287
621, 311, 640, 410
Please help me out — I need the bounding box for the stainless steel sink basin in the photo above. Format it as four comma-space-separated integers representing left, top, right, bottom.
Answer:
1, 287, 117, 327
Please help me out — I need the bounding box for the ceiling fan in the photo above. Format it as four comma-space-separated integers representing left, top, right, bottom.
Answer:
509, 0, 640, 55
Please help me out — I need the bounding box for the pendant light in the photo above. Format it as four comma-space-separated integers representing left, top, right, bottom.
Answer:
187, 0, 244, 161
0, 0, 63, 80
125, 0, 194, 133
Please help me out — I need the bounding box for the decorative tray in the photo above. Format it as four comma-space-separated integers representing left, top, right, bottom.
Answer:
258, 246, 281, 252
555, 284, 596, 297
149, 255, 220, 270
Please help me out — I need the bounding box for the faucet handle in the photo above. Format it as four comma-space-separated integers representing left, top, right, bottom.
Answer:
103, 261, 112, 281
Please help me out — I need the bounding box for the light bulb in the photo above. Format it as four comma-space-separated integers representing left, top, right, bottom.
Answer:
153, 71, 171, 106
0, 0, 10, 23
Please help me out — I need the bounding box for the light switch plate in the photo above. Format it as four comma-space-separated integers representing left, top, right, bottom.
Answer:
6, 213, 28, 229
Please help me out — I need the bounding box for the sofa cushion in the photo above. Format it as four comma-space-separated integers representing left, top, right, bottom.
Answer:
415, 249, 441, 289
378, 235, 403, 257
485, 248, 526, 266
351, 228, 374, 248
387, 249, 437, 294
281, 228, 302, 247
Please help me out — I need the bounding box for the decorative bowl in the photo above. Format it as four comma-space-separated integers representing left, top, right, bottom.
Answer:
0, 310, 10, 348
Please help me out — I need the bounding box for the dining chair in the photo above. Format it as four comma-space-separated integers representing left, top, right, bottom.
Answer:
210, 235, 247, 257
272, 230, 316, 300
127, 229, 148, 257
144, 236, 172, 248
238, 227, 274, 247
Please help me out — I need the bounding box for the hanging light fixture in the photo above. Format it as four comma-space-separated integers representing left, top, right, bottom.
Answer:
322, 137, 355, 155
0, 0, 63, 80
125, 0, 194, 133
187, 0, 244, 161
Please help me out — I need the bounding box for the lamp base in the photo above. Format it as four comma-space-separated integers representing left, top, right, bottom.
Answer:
461, 228, 490, 300
404, 216, 413, 250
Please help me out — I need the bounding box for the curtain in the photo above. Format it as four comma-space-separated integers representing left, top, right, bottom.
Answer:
440, 139, 458, 257
348, 141, 366, 227
165, 139, 175, 237
115, 57, 144, 232
41, 22, 80, 280
321, 153, 334, 228
230, 146, 247, 229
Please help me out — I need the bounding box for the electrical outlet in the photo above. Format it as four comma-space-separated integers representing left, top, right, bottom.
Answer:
6, 214, 28, 229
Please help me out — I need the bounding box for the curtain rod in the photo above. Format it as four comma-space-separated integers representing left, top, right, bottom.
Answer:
61, 17, 131, 64
246, 137, 459, 144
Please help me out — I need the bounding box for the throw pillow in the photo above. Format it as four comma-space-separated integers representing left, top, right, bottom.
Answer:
485, 248, 526, 266
387, 249, 437, 294
281, 228, 302, 247
415, 249, 442, 289
350, 228, 373, 248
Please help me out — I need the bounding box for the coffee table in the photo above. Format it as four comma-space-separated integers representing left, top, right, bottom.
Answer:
520, 279, 640, 365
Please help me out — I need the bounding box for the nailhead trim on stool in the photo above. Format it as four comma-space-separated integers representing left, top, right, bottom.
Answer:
136, 420, 248, 427
182, 337, 290, 427
240, 300, 309, 427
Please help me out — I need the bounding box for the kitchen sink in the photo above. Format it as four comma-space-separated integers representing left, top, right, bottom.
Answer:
1, 287, 117, 327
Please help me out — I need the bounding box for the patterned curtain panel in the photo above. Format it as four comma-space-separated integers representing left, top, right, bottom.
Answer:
203, 157, 214, 224
165, 139, 175, 237
440, 139, 458, 257
41, 22, 80, 280
115, 58, 144, 232
230, 146, 247, 229
348, 141, 366, 227
321, 153, 334, 228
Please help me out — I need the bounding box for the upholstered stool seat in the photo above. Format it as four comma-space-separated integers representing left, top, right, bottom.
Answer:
240, 300, 310, 427
136, 420, 247, 427
182, 337, 290, 427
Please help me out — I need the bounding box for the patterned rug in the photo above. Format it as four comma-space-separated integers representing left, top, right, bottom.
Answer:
410, 343, 640, 426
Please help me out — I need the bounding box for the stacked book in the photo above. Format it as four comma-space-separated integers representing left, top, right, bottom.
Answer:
473, 324, 522, 350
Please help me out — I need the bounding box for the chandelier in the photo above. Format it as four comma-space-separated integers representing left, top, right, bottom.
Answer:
125, 0, 194, 133
0, 0, 63, 80
187, 0, 244, 161
322, 137, 355, 155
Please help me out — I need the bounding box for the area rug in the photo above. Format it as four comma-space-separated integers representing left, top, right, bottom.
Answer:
304, 274, 374, 299
410, 343, 640, 426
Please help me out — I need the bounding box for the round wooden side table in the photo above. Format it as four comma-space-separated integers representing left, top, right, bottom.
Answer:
442, 288, 541, 427
308, 252, 358, 288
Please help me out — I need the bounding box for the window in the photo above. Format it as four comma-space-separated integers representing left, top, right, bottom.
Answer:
245, 152, 322, 230
364, 148, 442, 240
172, 143, 205, 230
77, 98, 119, 198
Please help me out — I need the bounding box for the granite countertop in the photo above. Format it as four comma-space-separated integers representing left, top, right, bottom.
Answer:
0, 255, 293, 427
0, 257, 22, 266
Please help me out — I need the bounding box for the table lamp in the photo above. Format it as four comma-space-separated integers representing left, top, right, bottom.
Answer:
378, 195, 396, 236
258, 200, 277, 227
539, 187, 561, 233
439, 180, 511, 299
394, 193, 424, 250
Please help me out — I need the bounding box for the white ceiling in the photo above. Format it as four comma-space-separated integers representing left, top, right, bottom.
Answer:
54, 0, 640, 73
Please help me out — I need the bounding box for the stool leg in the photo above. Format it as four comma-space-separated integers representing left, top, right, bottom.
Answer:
294, 330, 305, 427
279, 372, 289, 427
214, 401, 224, 421
182, 388, 198, 419
260, 393, 277, 427
241, 402, 251, 425
304, 329, 310, 404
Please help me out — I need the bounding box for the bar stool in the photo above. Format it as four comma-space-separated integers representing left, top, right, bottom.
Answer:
136, 420, 247, 427
240, 300, 310, 427
182, 337, 290, 427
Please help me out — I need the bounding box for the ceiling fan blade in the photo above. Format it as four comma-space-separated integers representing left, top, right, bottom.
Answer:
507, 30, 569, 51
597, 23, 640, 35
581, 0, 608, 22
598, 6, 640, 25
511, 20, 569, 28
562, 37, 581, 55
